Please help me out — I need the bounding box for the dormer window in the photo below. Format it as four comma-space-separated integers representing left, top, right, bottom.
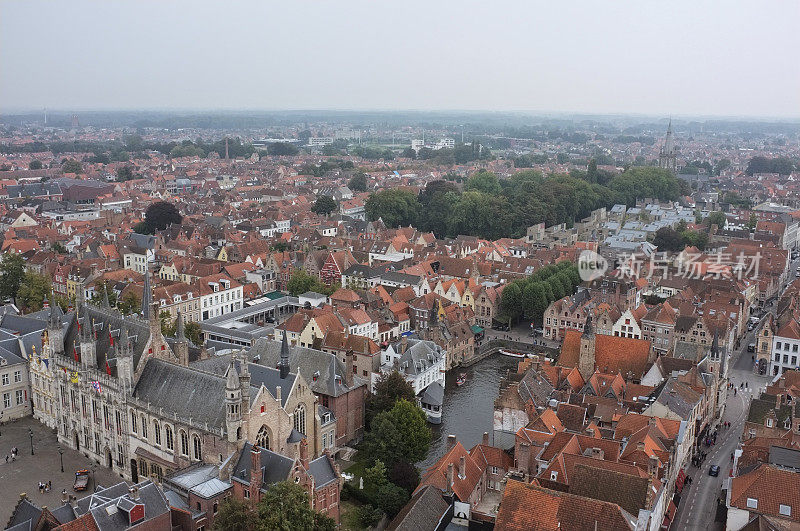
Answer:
550, 471, 558, 481
747, 498, 758, 509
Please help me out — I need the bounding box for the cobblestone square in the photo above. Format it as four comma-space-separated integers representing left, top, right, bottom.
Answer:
0, 417, 124, 524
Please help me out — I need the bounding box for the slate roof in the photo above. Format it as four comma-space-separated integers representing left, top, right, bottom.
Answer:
419, 381, 444, 407
247, 338, 364, 398
132, 359, 229, 428
386, 485, 450, 531
308, 455, 338, 488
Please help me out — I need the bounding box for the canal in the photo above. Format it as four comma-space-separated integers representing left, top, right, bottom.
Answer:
418, 353, 520, 469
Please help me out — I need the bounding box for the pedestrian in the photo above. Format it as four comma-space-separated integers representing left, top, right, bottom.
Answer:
4, 455, 7, 463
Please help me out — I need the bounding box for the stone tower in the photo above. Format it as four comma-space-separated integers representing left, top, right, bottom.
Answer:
46, 293, 64, 356
79, 305, 96, 369
116, 327, 134, 393
174, 311, 189, 367
225, 357, 242, 443
658, 119, 677, 173
279, 333, 290, 379
578, 314, 596, 380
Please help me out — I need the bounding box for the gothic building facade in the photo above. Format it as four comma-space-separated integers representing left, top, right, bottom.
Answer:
36, 274, 324, 486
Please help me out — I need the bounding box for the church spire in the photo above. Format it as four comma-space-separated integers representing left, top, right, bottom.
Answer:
279, 333, 290, 379
101, 283, 111, 309
141, 269, 152, 320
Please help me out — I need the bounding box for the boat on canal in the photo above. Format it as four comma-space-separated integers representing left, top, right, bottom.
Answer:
456, 373, 467, 386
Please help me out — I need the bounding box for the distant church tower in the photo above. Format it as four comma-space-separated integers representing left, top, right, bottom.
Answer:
658, 119, 677, 173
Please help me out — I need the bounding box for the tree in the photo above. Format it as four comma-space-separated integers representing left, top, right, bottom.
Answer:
400, 147, 416, 159
652, 227, 685, 252
61, 159, 82, 174
185, 321, 203, 344
366, 371, 416, 427
499, 282, 523, 322
160, 311, 177, 336
270, 242, 288, 252
117, 292, 140, 315
133, 221, 154, 235
213, 497, 257, 531
116, 165, 135, 181
465, 170, 501, 195
348, 172, 367, 192
389, 460, 420, 494
51, 242, 67, 254
256, 481, 336, 531
16, 272, 52, 313
364, 189, 420, 228
286, 269, 320, 296
365, 399, 431, 465
267, 142, 299, 156
311, 195, 337, 216
145, 201, 182, 231
28, 160, 43, 170
705, 211, 727, 230
747, 213, 758, 231
362, 460, 410, 517
0, 253, 25, 303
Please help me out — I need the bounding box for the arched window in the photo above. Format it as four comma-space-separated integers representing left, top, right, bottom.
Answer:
193, 435, 202, 460
165, 425, 174, 451
130, 410, 137, 433
180, 430, 189, 456
293, 404, 306, 435
141, 415, 148, 438
150, 463, 163, 483
153, 420, 161, 446
255, 425, 270, 450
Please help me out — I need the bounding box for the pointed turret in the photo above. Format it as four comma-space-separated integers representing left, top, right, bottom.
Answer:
226, 357, 241, 390
46, 290, 64, 355
116, 327, 134, 392
582, 313, 594, 338
225, 356, 243, 443
141, 269, 152, 320
101, 284, 111, 309
279, 334, 290, 379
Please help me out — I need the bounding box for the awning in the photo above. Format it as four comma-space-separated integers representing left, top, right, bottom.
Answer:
676, 469, 687, 492
470, 325, 484, 334
661, 500, 677, 530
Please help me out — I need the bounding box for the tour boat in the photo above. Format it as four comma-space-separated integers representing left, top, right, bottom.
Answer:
456, 373, 467, 386
499, 349, 526, 358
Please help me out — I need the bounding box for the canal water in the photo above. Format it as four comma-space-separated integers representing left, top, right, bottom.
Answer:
418, 353, 520, 469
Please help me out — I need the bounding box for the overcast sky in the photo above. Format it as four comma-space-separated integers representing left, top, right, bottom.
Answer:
2, 1, 799, 117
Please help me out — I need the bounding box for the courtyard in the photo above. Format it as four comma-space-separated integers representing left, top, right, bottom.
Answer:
0, 417, 124, 524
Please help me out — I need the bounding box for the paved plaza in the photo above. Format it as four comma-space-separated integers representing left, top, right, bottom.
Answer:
0, 417, 124, 524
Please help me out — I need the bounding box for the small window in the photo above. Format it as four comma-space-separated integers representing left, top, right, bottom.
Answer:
779, 504, 791, 516
747, 498, 758, 509
550, 471, 558, 481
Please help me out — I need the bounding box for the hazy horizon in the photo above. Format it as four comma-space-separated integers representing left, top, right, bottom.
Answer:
2, 0, 799, 118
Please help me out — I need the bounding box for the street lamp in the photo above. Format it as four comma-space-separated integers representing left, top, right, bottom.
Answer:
28, 427, 34, 455
58, 446, 64, 473
0, 411, 4, 436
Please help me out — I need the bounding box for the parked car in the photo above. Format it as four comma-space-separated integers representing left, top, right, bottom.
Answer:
747, 343, 756, 353
709, 465, 720, 477
73, 469, 89, 491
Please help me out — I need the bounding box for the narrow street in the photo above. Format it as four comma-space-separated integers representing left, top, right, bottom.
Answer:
673, 257, 798, 530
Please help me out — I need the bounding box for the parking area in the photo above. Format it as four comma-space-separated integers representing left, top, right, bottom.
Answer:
0, 417, 124, 523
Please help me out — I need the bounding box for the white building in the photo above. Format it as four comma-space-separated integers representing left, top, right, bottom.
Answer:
770, 322, 800, 376
381, 337, 445, 395
198, 274, 244, 321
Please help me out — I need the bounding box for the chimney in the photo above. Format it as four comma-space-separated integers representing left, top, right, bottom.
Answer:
299, 438, 309, 470
129, 485, 139, 501
776, 393, 782, 410
401, 335, 408, 354
648, 455, 659, 479
636, 441, 646, 451
344, 349, 354, 388
249, 445, 262, 503
275, 386, 281, 403
459, 455, 466, 480
446, 463, 454, 494
517, 442, 531, 476
447, 434, 457, 450
482, 432, 489, 446
591, 447, 604, 460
